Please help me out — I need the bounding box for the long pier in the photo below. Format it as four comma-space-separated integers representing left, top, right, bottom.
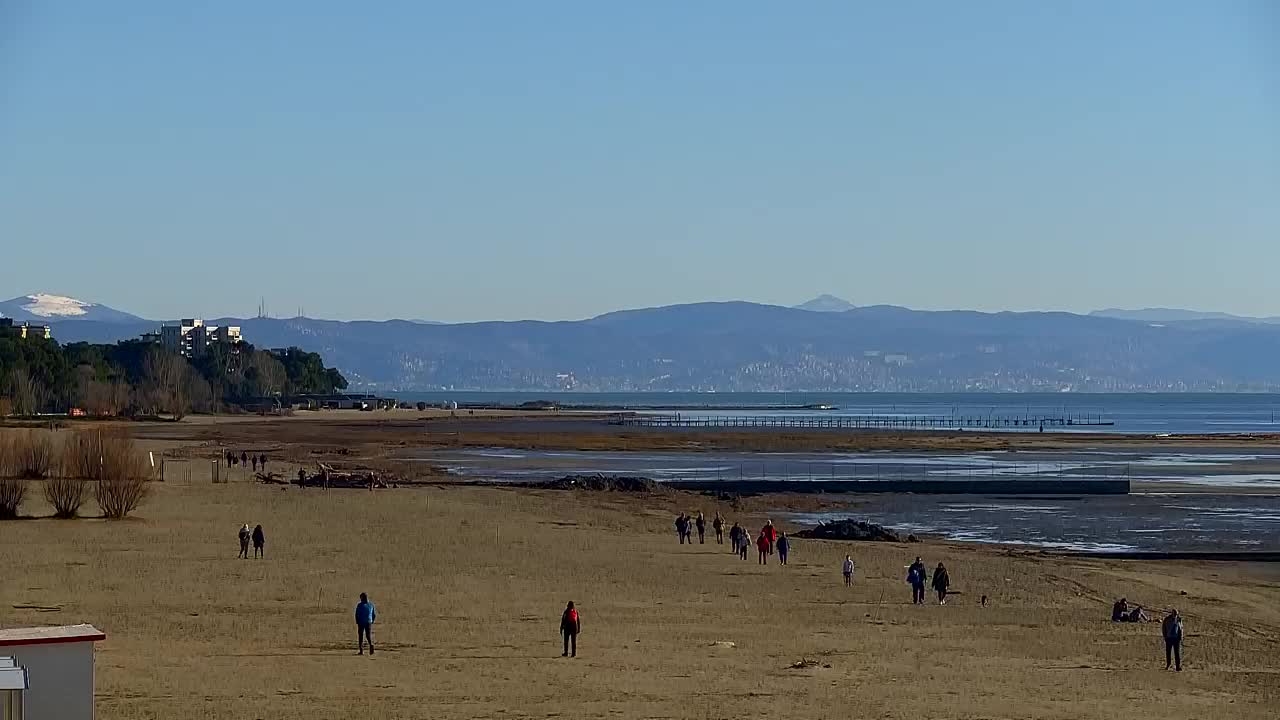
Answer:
615, 413, 1114, 430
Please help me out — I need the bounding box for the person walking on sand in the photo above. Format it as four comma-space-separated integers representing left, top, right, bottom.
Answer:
908, 557, 927, 604
560, 601, 581, 657
762, 520, 777, 555
252, 524, 265, 558
695, 512, 706, 544
843, 556, 855, 587
260, 454, 268, 472
738, 530, 749, 560
756, 531, 769, 565
675, 514, 690, 544
241, 450, 249, 467
728, 522, 741, 554
713, 513, 724, 544
238, 524, 251, 559
355, 593, 376, 655
1162, 609, 1183, 671
932, 562, 951, 605
777, 533, 790, 565
251, 455, 259, 473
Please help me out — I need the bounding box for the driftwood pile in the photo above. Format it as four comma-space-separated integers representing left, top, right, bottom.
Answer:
535, 474, 663, 493
793, 518, 919, 543
257, 463, 397, 489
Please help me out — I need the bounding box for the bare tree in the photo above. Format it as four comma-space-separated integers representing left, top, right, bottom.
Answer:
143, 351, 192, 419
9, 369, 48, 416
186, 372, 215, 414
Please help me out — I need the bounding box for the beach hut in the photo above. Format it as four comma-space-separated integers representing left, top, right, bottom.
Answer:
0, 625, 106, 720
0, 657, 28, 719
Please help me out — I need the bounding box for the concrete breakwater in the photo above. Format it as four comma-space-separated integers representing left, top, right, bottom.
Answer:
665, 477, 1129, 495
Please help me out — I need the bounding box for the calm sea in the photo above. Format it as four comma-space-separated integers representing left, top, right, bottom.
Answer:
396, 392, 1280, 435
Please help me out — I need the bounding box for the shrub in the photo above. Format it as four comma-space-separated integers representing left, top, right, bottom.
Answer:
0, 435, 28, 519
44, 475, 89, 519
62, 431, 151, 519
54, 433, 98, 518
14, 431, 55, 479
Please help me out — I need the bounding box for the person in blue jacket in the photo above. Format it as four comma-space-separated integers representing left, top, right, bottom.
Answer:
355, 593, 376, 655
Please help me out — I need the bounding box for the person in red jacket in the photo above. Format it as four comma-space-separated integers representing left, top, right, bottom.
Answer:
762, 520, 778, 555
560, 601, 581, 657
756, 531, 769, 565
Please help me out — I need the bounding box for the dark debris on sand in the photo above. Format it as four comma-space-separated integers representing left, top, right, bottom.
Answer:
794, 518, 920, 543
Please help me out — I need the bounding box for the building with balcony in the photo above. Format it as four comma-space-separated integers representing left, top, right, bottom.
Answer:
156, 319, 242, 359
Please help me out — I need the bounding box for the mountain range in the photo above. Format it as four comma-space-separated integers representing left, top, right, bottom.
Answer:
9, 293, 1280, 392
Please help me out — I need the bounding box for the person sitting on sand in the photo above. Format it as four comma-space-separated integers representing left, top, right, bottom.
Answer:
695, 512, 706, 544
843, 556, 855, 587
777, 532, 790, 566
1112, 598, 1129, 622
932, 562, 951, 605
756, 531, 769, 565
1128, 605, 1149, 623
560, 601, 581, 658
238, 523, 251, 559
252, 524, 265, 558
713, 513, 724, 544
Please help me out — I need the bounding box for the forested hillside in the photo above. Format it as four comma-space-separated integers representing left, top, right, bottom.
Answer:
0, 329, 346, 417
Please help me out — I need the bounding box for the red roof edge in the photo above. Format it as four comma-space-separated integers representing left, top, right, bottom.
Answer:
0, 633, 107, 648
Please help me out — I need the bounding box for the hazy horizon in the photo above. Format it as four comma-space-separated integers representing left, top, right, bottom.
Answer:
5, 289, 1279, 325
2, 3, 1276, 322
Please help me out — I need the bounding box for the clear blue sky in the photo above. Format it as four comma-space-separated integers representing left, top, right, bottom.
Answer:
2, 2, 1277, 322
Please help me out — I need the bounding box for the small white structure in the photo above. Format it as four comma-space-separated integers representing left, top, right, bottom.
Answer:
0, 657, 29, 720
0, 625, 105, 720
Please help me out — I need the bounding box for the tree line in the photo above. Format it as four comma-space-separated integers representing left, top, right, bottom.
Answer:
0, 330, 347, 418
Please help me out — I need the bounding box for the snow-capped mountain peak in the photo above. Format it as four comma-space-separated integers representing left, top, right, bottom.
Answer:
21, 293, 95, 318
0, 294, 147, 324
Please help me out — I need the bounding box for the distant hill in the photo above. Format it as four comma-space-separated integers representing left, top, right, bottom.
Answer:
0, 294, 145, 324
28, 294, 1280, 392
795, 294, 856, 312
1091, 308, 1280, 325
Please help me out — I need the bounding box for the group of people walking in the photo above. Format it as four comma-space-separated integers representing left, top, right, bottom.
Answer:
237, 523, 266, 558
906, 556, 951, 604
677, 513, 792, 566
226, 450, 270, 473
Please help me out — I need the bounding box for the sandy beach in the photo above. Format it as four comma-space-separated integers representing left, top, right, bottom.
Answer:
3, 416, 1280, 718
2, 479, 1279, 719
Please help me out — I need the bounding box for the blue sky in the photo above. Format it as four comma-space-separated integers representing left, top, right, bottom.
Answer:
1, 2, 1276, 321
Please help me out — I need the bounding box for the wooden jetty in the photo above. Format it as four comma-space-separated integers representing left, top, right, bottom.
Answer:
614, 413, 1114, 430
